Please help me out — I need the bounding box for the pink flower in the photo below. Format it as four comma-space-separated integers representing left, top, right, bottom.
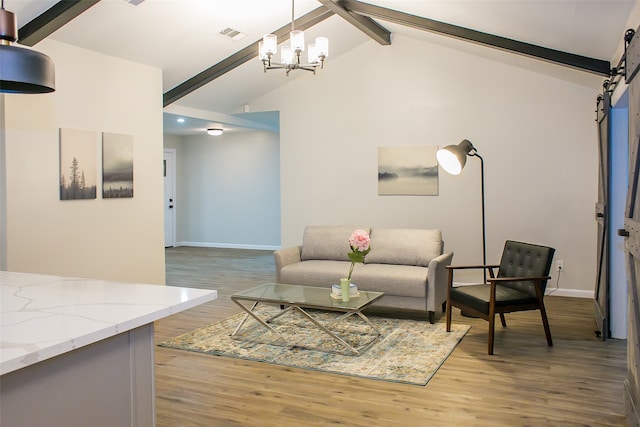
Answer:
347, 229, 371, 280
349, 229, 370, 252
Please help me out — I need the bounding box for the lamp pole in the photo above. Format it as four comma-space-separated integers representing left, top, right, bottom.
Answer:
472, 152, 487, 284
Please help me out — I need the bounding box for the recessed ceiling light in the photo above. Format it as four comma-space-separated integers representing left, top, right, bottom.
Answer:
219, 27, 247, 41
207, 128, 223, 136
177, 118, 185, 123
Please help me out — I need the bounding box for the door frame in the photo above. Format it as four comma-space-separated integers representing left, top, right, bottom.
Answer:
163, 148, 177, 248
609, 103, 629, 339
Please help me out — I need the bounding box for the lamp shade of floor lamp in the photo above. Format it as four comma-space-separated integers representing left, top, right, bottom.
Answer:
437, 139, 487, 284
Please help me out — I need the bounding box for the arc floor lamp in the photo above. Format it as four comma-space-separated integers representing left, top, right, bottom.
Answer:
437, 139, 487, 284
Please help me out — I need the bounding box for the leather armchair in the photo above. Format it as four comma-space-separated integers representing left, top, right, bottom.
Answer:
445, 240, 555, 355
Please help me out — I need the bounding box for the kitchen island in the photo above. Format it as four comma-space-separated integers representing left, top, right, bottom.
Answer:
0, 271, 217, 427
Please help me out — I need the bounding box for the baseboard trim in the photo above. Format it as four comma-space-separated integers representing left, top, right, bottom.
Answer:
544, 287, 593, 298
452, 282, 594, 299
174, 241, 281, 251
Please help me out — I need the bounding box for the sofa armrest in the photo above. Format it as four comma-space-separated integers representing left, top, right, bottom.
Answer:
273, 245, 302, 283
426, 251, 454, 312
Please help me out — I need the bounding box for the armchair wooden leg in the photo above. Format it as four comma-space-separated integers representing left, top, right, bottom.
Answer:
428, 311, 435, 324
488, 313, 495, 355
446, 299, 452, 332
539, 303, 553, 347
442, 301, 447, 312
499, 313, 507, 327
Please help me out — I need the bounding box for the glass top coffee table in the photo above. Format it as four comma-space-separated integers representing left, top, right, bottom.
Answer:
230, 283, 384, 356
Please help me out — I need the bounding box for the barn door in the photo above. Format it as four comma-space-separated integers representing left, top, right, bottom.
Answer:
594, 89, 611, 341
623, 27, 640, 427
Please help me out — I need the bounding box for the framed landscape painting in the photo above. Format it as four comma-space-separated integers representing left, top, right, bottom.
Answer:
59, 128, 98, 200
377, 146, 439, 196
102, 132, 134, 198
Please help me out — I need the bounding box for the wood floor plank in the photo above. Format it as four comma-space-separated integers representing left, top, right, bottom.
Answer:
156, 247, 627, 426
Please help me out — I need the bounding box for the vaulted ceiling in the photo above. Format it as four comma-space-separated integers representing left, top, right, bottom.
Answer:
8, 0, 637, 134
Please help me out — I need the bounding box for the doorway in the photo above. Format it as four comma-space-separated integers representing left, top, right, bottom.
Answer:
610, 96, 629, 339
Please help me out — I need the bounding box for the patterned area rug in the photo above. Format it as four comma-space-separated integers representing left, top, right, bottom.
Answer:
159, 306, 470, 386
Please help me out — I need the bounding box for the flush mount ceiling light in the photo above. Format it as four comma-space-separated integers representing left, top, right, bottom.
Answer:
0, 0, 55, 94
207, 128, 223, 136
258, 0, 328, 76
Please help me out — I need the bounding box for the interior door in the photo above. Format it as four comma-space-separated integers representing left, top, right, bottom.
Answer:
594, 90, 611, 341
624, 26, 640, 427
163, 149, 176, 248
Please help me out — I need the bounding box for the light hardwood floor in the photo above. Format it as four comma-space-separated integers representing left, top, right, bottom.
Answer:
155, 247, 627, 426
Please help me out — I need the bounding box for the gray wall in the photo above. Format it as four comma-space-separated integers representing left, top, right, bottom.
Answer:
250, 33, 601, 296
164, 130, 280, 249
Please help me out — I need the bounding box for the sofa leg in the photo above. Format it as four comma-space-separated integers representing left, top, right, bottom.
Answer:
442, 301, 446, 312
428, 311, 435, 324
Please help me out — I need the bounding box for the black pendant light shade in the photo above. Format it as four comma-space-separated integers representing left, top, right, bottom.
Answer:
0, 44, 55, 93
0, 3, 55, 94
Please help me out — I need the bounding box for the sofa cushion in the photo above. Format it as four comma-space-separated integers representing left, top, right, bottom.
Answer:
279, 260, 349, 287
300, 225, 371, 262
365, 228, 442, 267
279, 261, 428, 298
352, 264, 428, 298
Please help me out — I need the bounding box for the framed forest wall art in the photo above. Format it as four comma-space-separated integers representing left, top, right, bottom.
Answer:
377, 145, 439, 196
59, 128, 98, 200
102, 132, 134, 199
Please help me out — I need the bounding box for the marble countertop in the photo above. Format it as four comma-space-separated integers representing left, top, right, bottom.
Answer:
0, 271, 217, 375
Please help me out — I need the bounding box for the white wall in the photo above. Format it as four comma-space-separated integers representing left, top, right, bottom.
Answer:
250, 33, 602, 296
163, 134, 182, 151
163, 130, 280, 249
2, 40, 165, 285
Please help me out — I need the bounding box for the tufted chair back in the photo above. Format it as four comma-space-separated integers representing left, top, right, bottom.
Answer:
498, 240, 555, 297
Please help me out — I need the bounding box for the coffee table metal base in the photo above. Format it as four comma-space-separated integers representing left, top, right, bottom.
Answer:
230, 301, 382, 356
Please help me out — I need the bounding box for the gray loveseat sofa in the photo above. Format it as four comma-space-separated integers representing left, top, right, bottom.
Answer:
274, 225, 453, 323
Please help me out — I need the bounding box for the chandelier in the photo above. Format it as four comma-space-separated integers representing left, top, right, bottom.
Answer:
258, 0, 329, 76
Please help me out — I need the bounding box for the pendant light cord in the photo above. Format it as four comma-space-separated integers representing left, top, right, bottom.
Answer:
291, 0, 295, 32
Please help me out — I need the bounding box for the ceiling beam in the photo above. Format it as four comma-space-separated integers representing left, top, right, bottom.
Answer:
18, 1, 101, 47
317, 0, 390, 45
163, 6, 334, 107
341, 0, 611, 76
